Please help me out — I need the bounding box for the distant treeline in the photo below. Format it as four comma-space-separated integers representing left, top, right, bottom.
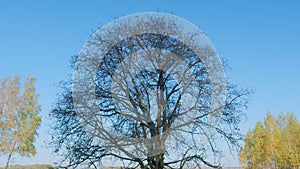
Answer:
0, 164, 57, 169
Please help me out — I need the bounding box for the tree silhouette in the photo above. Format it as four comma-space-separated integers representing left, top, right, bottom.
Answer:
51, 13, 250, 169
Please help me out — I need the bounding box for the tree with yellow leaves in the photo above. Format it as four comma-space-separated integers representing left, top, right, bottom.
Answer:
0, 76, 41, 169
240, 112, 300, 169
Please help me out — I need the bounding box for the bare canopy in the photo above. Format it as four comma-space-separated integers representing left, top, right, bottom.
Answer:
51, 13, 250, 169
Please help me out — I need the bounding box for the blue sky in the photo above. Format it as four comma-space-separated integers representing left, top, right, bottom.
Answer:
0, 0, 300, 167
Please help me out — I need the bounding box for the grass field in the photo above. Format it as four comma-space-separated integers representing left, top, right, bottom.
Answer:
0, 164, 57, 169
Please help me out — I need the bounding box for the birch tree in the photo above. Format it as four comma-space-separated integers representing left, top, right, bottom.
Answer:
240, 112, 300, 169
0, 76, 41, 169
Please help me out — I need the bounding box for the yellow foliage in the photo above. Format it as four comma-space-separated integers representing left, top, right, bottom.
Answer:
0, 76, 41, 166
240, 112, 300, 169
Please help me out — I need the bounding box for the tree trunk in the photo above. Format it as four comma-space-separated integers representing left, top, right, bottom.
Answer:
155, 154, 164, 169
5, 142, 16, 169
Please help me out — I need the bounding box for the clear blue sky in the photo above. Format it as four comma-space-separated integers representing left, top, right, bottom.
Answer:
0, 0, 300, 167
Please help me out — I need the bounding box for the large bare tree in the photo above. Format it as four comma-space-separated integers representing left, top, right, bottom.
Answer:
51, 13, 250, 169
